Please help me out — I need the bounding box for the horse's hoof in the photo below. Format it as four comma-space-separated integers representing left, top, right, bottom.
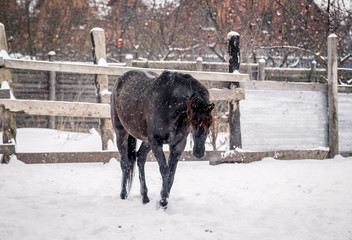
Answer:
142, 196, 150, 204
159, 199, 168, 208
156, 201, 168, 210
120, 192, 128, 200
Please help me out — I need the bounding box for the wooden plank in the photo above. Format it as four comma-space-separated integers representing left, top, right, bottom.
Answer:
95, 88, 245, 104
0, 89, 243, 123
209, 149, 329, 165
15, 151, 220, 164
5, 58, 122, 75
229, 99, 242, 150
91, 28, 113, 150
132, 60, 255, 73
48, 52, 56, 129
257, 59, 265, 80
0, 23, 8, 52
0, 143, 16, 155
338, 85, 352, 93
240, 80, 327, 92
16, 151, 119, 164
90, 28, 107, 64
0, 99, 110, 118
183, 69, 249, 82
15, 149, 331, 164
239, 90, 328, 151
0, 104, 16, 151
264, 68, 326, 82
0, 89, 10, 99
0, 24, 17, 151
4, 58, 250, 82
338, 93, 352, 154
0, 143, 15, 163
327, 34, 339, 158
341, 153, 352, 157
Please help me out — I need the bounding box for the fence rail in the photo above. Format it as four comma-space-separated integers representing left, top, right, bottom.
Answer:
1, 57, 250, 82
0, 88, 244, 119
130, 59, 352, 84
0, 98, 111, 118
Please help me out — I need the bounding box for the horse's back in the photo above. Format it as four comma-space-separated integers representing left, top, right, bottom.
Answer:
114, 70, 157, 96
112, 70, 157, 141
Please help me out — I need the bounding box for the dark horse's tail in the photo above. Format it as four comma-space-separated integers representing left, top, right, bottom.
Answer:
111, 86, 136, 196
125, 135, 136, 194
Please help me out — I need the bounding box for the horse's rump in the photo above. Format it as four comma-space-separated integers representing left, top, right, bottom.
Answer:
112, 70, 157, 141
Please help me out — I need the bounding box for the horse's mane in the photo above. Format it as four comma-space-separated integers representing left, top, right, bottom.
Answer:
186, 94, 214, 132
157, 71, 209, 97
156, 71, 214, 131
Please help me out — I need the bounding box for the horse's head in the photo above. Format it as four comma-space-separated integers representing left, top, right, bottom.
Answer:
187, 94, 215, 158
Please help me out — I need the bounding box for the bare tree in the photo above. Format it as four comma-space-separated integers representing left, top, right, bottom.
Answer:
1, 0, 350, 65
258, 0, 352, 68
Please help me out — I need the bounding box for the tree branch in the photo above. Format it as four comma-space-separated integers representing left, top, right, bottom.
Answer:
339, 53, 352, 67
258, 45, 327, 68
273, 0, 318, 49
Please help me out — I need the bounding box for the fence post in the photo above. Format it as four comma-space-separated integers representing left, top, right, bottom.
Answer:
125, 54, 133, 67
258, 58, 266, 81
227, 31, 242, 150
0, 23, 16, 163
327, 34, 339, 158
0, 23, 13, 90
48, 51, 56, 129
228, 31, 241, 72
196, 57, 203, 71
90, 27, 113, 150
310, 60, 317, 82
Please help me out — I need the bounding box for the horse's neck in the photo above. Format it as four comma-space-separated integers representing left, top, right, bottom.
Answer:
180, 80, 205, 98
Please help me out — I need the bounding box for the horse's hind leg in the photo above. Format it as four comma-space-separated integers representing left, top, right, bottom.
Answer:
116, 130, 136, 200
137, 142, 151, 204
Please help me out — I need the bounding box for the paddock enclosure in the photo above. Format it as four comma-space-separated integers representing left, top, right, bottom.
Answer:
1, 24, 351, 164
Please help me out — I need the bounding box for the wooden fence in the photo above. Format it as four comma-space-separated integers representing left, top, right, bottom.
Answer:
6, 59, 351, 133
0, 26, 249, 164
1, 25, 351, 164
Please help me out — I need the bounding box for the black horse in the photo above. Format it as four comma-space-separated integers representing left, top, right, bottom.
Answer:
111, 70, 214, 207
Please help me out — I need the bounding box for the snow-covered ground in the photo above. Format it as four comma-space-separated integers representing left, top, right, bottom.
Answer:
1, 128, 352, 240
11, 128, 229, 153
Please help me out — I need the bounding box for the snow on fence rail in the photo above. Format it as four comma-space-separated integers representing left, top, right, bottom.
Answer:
0, 57, 250, 83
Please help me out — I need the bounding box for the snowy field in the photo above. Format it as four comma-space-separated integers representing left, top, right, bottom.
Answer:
1, 128, 352, 240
